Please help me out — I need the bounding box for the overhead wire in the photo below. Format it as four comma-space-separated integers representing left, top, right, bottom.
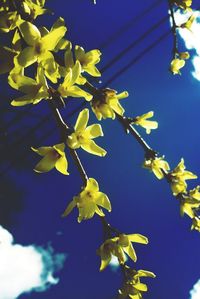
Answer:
0, 1, 170, 175
98, 0, 163, 49
1, 0, 162, 132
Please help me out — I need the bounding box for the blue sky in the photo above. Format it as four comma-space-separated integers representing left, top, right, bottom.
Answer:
1, 1, 200, 298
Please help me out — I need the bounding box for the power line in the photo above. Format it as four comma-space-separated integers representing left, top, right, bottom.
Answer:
1, 1, 161, 132
103, 30, 170, 87
98, 0, 163, 49
100, 15, 168, 73
0, 3, 170, 175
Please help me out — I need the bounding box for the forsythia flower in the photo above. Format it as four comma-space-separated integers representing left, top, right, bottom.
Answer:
97, 233, 148, 271
74, 45, 101, 77
91, 88, 129, 120
57, 61, 92, 101
169, 158, 197, 195
189, 185, 200, 200
143, 156, 170, 179
32, 143, 69, 175
173, 0, 192, 10
180, 196, 200, 218
170, 52, 190, 75
180, 186, 200, 218
191, 217, 200, 232
8, 66, 49, 106
67, 108, 106, 157
62, 178, 111, 222
179, 51, 190, 60
119, 266, 156, 299
180, 14, 196, 30
21, 0, 49, 19
0, 11, 20, 32
170, 58, 185, 75
16, 18, 66, 82
132, 111, 158, 134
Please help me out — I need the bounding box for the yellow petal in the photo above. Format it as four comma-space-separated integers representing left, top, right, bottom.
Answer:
128, 234, 148, 244
137, 270, 156, 278
86, 178, 99, 192
123, 244, 137, 262
42, 23, 67, 51
134, 283, 148, 292
62, 198, 77, 217
33, 153, 56, 173
75, 109, 89, 131
67, 85, 92, 101
85, 124, 104, 139
53, 143, 65, 155
84, 65, 101, 77
31, 146, 52, 156
17, 47, 37, 67
75, 45, 85, 61
19, 21, 41, 46
95, 193, 111, 212
95, 206, 105, 217
55, 156, 69, 175
71, 61, 81, 85
11, 95, 35, 106
81, 140, 107, 157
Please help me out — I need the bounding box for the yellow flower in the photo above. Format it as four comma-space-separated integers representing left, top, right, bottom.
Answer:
180, 186, 200, 218
0, 11, 20, 32
16, 18, 67, 82
143, 156, 170, 179
32, 143, 68, 175
173, 0, 192, 10
75, 45, 101, 77
62, 178, 111, 222
8, 66, 49, 106
180, 198, 200, 218
67, 108, 106, 157
169, 158, 197, 195
91, 88, 129, 120
189, 185, 200, 200
180, 14, 196, 30
58, 61, 92, 101
133, 111, 158, 134
21, 0, 49, 20
179, 51, 190, 60
97, 233, 148, 271
170, 58, 185, 75
191, 217, 200, 232
119, 266, 156, 299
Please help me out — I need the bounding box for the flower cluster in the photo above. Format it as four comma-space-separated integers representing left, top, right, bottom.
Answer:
118, 266, 156, 299
172, 0, 193, 11
91, 88, 129, 120
67, 108, 106, 156
32, 109, 106, 173
170, 52, 190, 75
97, 233, 148, 271
131, 111, 158, 134
62, 178, 111, 222
144, 155, 200, 231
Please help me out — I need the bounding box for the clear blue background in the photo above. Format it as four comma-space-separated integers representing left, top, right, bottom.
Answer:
1, 1, 200, 298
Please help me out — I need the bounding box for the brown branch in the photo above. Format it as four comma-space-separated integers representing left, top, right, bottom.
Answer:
48, 99, 88, 185
168, 0, 179, 57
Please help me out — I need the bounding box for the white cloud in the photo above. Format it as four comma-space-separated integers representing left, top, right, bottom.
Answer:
0, 226, 66, 299
174, 10, 200, 80
190, 279, 200, 299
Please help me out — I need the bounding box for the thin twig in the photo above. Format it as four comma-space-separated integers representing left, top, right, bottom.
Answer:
168, 0, 179, 57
